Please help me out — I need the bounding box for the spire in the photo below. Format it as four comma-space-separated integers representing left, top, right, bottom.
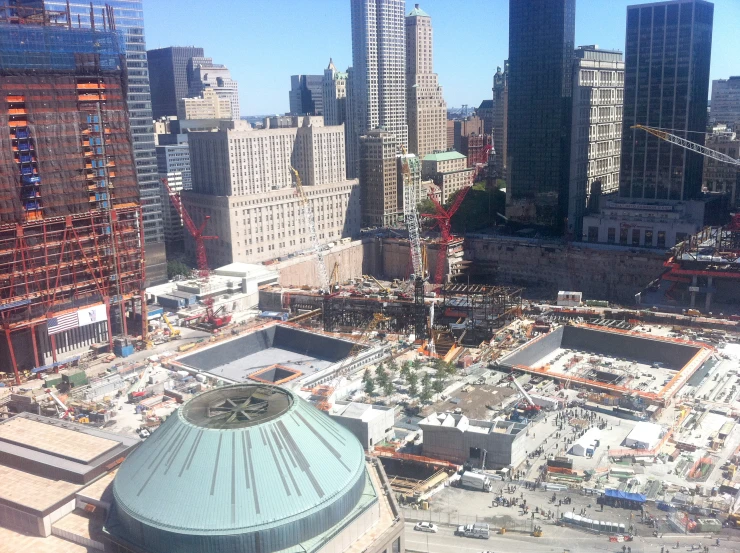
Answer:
327, 57, 337, 71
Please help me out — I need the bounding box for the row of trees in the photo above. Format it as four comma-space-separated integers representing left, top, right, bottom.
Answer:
362, 357, 457, 404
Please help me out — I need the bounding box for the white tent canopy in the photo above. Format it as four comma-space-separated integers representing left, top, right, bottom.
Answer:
625, 421, 663, 450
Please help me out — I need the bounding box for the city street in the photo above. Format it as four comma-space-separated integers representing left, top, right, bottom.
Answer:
404, 521, 740, 553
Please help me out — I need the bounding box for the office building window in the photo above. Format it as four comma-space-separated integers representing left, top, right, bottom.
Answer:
619, 227, 628, 245
657, 231, 666, 248
644, 230, 653, 247
631, 229, 640, 246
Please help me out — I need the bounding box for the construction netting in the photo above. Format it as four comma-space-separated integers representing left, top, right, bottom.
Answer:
0, 24, 123, 73
0, 73, 138, 223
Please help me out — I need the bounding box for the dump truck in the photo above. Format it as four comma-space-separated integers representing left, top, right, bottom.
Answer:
460, 471, 492, 492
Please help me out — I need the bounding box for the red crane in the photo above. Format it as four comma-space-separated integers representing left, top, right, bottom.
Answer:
422, 185, 471, 285
161, 178, 231, 328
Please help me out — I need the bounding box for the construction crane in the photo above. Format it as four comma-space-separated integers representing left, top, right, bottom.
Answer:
330, 262, 340, 290
290, 167, 330, 292
162, 313, 180, 339
422, 186, 472, 285
509, 373, 540, 420
400, 147, 424, 280
46, 388, 71, 419
313, 313, 390, 411
362, 274, 391, 295
632, 125, 740, 168
161, 178, 231, 329
633, 125, 740, 230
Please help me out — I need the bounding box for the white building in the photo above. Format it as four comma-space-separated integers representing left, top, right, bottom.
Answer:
581, 199, 704, 248
187, 56, 240, 120
328, 401, 395, 449
188, 117, 346, 196
322, 59, 347, 126
405, 4, 447, 158
177, 88, 232, 120
568, 46, 624, 237
347, 0, 408, 178
182, 180, 360, 266
625, 422, 663, 450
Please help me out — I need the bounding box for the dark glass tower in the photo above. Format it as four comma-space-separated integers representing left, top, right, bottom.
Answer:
506, 0, 575, 230
147, 46, 205, 119
620, 0, 713, 201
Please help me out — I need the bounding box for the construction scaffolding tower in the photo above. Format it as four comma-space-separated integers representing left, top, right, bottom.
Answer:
440, 283, 523, 345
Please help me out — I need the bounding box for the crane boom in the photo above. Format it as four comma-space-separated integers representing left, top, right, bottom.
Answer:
290, 167, 330, 292
510, 374, 536, 409
633, 125, 740, 167
400, 148, 423, 278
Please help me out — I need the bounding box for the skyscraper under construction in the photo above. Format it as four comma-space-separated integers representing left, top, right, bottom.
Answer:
0, 3, 145, 382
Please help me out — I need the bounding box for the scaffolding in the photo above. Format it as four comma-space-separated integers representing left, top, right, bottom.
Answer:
322, 294, 425, 337
440, 283, 523, 344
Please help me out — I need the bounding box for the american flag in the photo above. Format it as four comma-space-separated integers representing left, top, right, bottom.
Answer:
48, 312, 79, 335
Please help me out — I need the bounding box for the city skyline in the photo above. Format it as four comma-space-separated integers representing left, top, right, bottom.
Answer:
143, 0, 740, 116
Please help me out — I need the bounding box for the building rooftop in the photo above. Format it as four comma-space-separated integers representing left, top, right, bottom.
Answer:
0, 412, 139, 485
408, 3, 430, 17
0, 463, 82, 515
106, 384, 368, 553
330, 401, 393, 422
423, 150, 466, 162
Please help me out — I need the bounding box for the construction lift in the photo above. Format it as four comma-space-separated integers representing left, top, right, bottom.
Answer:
290, 167, 331, 293
162, 313, 181, 339
161, 178, 231, 329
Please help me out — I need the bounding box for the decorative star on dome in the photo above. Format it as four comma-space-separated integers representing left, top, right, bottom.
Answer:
207, 395, 269, 424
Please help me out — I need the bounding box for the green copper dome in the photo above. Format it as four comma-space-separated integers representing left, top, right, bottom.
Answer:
105, 384, 366, 553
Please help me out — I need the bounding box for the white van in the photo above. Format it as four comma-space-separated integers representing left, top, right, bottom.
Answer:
455, 523, 489, 539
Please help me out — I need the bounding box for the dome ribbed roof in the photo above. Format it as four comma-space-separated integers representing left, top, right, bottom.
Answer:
106, 384, 366, 553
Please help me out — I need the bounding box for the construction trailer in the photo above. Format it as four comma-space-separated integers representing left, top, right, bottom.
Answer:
0, 7, 145, 383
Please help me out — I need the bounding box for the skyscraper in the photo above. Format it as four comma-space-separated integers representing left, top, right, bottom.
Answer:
710, 77, 740, 126
405, 4, 446, 158
506, 0, 575, 230
0, 6, 145, 375
147, 46, 204, 119
492, 62, 509, 181
289, 74, 324, 116
360, 130, 399, 227
323, 59, 348, 126
25, 0, 167, 283
620, 0, 713, 203
347, 0, 408, 178
187, 57, 240, 120
568, 46, 624, 238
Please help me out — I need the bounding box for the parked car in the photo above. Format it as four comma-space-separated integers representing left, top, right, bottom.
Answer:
414, 522, 438, 533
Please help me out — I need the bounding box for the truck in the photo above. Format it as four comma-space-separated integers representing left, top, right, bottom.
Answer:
460, 471, 492, 492
454, 523, 490, 539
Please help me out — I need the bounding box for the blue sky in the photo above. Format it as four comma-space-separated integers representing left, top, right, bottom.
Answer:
143, 0, 740, 116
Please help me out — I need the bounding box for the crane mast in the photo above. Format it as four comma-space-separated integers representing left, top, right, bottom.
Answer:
400, 148, 423, 279
290, 167, 330, 292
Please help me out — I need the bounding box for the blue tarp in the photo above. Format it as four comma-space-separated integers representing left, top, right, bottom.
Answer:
31, 355, 80, 374
605, 489, 646, 503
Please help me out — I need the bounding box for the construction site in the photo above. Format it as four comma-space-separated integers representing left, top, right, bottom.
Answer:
0, 4, 146, 386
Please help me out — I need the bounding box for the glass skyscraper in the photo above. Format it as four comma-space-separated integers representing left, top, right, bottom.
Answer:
620, 0, 714, 202
147, 46, 205, 119
506, 0, 576, 231
21, 0, 167, 283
